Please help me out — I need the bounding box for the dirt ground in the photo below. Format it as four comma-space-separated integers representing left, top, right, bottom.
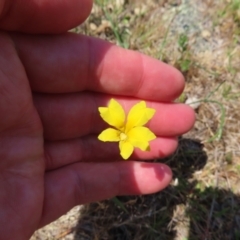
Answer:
31, 0, 240, 239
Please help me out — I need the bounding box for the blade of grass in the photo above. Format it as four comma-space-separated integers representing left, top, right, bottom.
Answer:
111, 197, 129, 214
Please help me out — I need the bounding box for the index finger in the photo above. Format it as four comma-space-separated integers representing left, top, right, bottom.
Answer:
12, 33, 184, 102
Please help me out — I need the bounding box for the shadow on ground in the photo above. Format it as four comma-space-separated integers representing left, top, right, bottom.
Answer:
73, 138, 240, 240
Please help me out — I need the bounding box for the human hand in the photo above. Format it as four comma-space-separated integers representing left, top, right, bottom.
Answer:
0, 0, 195, 239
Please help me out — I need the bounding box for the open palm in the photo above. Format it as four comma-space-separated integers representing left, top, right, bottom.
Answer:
0, 1, 195, 239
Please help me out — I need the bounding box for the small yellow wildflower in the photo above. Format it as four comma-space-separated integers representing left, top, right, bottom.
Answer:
98, 99, 156, 160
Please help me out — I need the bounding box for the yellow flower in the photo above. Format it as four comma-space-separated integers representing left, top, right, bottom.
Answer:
98, 99, 156, 160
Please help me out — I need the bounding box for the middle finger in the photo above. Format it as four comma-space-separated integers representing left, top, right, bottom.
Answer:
33, 92, 195, 141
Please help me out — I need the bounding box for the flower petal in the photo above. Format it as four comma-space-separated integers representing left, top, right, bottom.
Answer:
119, 141, 134, 160
98, 128, 120, 142
127, 126, 156, 151
131, 140, 150, 151
99, 99, 125, 130
125, 101, 155, 131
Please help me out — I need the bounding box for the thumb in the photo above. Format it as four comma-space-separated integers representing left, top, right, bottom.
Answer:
0, 0, 92, 34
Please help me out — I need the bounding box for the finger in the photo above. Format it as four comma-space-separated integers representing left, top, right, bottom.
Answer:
39, 161, 172, 227
0, 0, 92, 33
44, 136, 178, 170
34, 93, 195, 140
12, 33, 184, 101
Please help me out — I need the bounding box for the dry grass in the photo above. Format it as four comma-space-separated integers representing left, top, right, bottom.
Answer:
33, 0, 240, 239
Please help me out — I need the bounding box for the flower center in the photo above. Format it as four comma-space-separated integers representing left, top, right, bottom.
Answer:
120, 132, 127, 141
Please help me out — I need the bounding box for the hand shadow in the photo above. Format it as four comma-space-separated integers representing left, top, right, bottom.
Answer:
73, 138, 240, 240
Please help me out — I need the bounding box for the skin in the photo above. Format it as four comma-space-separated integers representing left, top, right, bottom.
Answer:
0, 0, 195, 239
